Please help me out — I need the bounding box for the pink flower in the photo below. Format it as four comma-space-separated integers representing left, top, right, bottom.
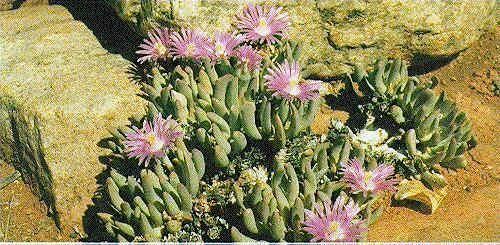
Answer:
168, 29, 211, 60
124, 114, 183, 166
208, 32, 243, 60
303, 195, 367, 242
264, 60, 323, 101
236, 45, 262, 70
340, 159, 398, 197
235, 4, 291, 45
136, 28, 170, 63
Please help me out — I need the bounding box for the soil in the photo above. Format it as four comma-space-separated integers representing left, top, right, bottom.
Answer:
0, 163, 72, 241
0, 26, 498, 242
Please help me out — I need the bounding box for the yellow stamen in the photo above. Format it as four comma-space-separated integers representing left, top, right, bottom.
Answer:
154, 42, 167, 56
146, 133, 164, 151
327, 221, 345, 241
255, 18, 271, 36
214, 42, 226, 57
186, 43, 197, 56
286, 77, 302, 96
329, 221, 340, 233
364, 171, 373, 185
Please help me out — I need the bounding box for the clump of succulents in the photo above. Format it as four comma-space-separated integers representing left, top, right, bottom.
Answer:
228, 128, 397, 242
100, 119, 206, 241
96, 3, 476, 243
136, 8, 322, 173
143, 55, 321, 171
345, 59, 477, 188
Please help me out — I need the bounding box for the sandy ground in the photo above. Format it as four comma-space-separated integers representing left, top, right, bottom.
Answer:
0, 27, 498, 242
0, 163, 70, 241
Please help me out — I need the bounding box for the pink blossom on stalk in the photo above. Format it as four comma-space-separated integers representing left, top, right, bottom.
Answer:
124, 114, 183, 166
264, 60, 323, 101
136, 28, 170, 63
303, 195, 367, 242
235, 4, 291, 45
340, 159, 398, 197
236, 45, 262, 70
208, 32, 243, 60
168, 29, 211, 60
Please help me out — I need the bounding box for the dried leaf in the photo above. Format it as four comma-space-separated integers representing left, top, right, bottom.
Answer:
395, 179, 447, 214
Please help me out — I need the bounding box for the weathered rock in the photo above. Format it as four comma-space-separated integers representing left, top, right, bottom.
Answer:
105, 0, 499, 78
0, 5, 145, 231
0, 0, 48, 11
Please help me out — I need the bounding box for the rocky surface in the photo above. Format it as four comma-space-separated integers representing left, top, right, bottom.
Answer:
0, 5, 145, 231
105, 0, 499, 78
0, 0, 48, 11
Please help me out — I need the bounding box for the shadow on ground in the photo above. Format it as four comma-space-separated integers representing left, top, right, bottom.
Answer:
79, 61, 146, 241
408, 54, 459, 76
81, 135, 146, 241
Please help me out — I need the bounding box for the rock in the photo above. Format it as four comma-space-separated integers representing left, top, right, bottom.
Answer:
0, 5, 145, 231
0, 0, 10, 10
1, 0, 48, 11
105, 0, 499, 78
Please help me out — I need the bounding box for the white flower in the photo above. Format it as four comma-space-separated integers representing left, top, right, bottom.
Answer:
238, 166, 268, 186
353, 128, 407, 160
355, 129, 388, 147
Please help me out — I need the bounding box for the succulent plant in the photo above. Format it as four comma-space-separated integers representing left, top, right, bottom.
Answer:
103, 105, 384, 243
98, 136, 205, 242
232, 162, 338, 242
229, 133, 385, 242
345, 59, 477, 187
95, 2, 480, 242
140, 43, 321, 170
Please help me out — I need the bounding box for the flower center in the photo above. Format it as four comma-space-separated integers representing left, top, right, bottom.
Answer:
186, 43, 197, 56
214, 41, 226, 57
326, 221, 344, 241
255, 18, 271, 36
154, 42, 167, 56
329, 221, 339, 233
146, 133, 164, 152
285, 77, 302, 96
364, 171, 375, 190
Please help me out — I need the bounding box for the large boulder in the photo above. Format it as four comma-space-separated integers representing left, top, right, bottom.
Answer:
105, 0, 499, 78
0, 5, 145, 231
